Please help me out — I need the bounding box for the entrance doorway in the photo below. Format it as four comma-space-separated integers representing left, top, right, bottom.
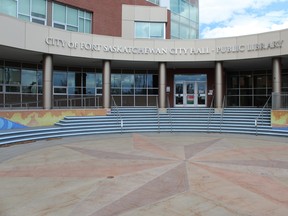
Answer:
174, 75, 207, 107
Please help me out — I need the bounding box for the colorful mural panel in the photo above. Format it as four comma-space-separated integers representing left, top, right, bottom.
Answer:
0, 118, 27, 130
271, 110, 288, 128
0, 109, 107, 129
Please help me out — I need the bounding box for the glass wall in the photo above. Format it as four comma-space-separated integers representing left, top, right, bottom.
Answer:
111, 69, 158, 106
135, 22, 165, 39
227, 70, 272, 107
170, 0, 199, 39
0, 60, 43, 108
52, 2, 92, 33
0, 0, 47, 24
53, 67, 102, 108
145, 0, 199, 39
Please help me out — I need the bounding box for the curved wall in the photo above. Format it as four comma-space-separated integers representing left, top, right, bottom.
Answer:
0, 14, 287, 63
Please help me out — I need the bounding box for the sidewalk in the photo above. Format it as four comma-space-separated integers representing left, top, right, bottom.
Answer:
0, 133, 287, 216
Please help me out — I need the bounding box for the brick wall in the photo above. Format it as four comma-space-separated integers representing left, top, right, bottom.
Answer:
55, 0, 159, 37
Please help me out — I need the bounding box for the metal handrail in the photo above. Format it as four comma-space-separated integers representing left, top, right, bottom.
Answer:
0, 96, 101, 109
207, 95, 215, 133
111, 96, 123, 134
55, 96, 100, 108
220, 96, 226, 133
166, 95, 173, 133
255, 95, 271, 136
156, 96, 160, 133
0, 100, 42, 109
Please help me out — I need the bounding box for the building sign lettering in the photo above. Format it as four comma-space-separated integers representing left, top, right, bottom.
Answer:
45, 37, 284, 56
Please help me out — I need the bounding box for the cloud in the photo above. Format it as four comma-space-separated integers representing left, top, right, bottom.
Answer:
199, 0, 288, 38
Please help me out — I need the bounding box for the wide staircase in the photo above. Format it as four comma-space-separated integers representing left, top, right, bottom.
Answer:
0, 107, 287, 145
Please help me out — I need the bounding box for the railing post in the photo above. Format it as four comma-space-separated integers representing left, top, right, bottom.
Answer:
255, 95, 271, 136
156, 96, 160, 133
166, 95, 173, 133
111, 96, 122, 134
220, 96, 225, 133
207, 96, 215, 133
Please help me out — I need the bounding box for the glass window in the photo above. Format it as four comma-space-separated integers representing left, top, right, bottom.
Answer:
22, 69, 37, 93
85, 19, 91, 33
5, 67, 21, 93
53, 3, 66, 23
169, 0, 199, 39
150, 23, 164, 38
135, 74, 146, 88
0, 0, 17, 17
180, 23, 190, 39
95, 73, 102, 87
190, 5, 198, 22
170, 0, 180, 13
79, 18, 84, 32
53, 71, 67, 86
135, 22, 149, 38
85, 11, 92, 20
0, 68, 4, 84
5, 68, 21, 84
135, 22, 165, 39
19, 0, 30, 15
53, 2, 92, 33
171, 23, 179, 38
227, 76, 239, 88
67, 7, 78, 26
111, 74, 121, 88
147, 74, 158, 88
31, 0, 46, 18
239, 75, 252, 88
85, 73, 95, 95
121, 74, 134, 88
180, 0, 189, 19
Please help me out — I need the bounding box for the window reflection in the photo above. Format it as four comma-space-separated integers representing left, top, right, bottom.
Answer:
227, 70, 272, 107
135, 22, 165, 39
22, 69, 37, 93
53, 2, 92, 33
111, 70, 158, 106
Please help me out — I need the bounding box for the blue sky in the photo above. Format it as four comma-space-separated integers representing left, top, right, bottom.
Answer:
199, 0, 288, 38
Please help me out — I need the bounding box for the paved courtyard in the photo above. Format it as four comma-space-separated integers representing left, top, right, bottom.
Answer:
0, 133, 288, 216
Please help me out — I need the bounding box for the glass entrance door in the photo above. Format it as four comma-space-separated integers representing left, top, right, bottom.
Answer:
175, 81, 206, 107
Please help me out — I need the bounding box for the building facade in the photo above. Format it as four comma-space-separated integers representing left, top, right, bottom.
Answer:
0, 1, 287, 110
0, 0, 199, 39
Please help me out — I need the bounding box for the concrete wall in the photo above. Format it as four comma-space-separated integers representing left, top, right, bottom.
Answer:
0, 14, 287, 63
122, 5, 168, 39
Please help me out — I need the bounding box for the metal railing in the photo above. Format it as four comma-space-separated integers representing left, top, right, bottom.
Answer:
272, 93, 288, 110
166, 95, 173, 133
54, 96, 100, 108
255, 95, 271, 135
156, 96, 160, 133
220, 96, 226, 133
111, 96, 123, 134
207, 95, 215, 133
0, 100, 42, 109
1, 96, 101, 109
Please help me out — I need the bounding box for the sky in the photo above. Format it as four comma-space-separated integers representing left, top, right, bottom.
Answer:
199, 0, 288, 39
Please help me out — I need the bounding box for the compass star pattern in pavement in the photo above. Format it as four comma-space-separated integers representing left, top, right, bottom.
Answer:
0, 133, 288, 216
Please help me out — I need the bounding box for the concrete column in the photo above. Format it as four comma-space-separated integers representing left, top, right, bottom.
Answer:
272, 58, 282, 93
272, 58, 282, 109
102, 60, 111, 108
43, 54, 53, 110
159, 62, 166, 109
215, 61, 223, 109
